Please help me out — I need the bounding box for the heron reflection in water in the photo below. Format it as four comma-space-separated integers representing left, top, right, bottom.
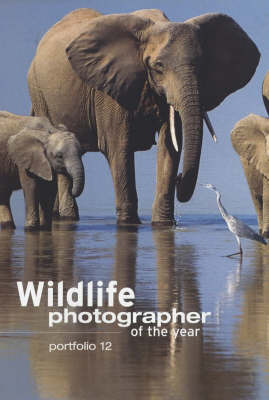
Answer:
200, 183, 267, 257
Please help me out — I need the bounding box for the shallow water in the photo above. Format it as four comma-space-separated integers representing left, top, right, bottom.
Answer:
0, 215, 269, 400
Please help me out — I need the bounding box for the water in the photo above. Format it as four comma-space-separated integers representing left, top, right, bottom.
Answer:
0, 215, 268, 400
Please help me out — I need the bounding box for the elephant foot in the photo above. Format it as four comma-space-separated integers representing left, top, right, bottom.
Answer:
117, 217, 141, 225
57, 199, 80, 221
116, 206, 141, 225
152, 219, 176, 227
1, 221, 16, 230
53, 206, 79, 221
152, 196, 176, 227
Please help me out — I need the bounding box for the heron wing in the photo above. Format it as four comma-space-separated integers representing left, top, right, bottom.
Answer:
227, 216, 267, 244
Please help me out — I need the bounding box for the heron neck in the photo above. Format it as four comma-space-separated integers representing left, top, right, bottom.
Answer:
215, 191, 229, 220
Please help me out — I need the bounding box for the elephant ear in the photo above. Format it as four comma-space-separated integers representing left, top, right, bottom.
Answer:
186, 13, 260, 111
8, 129, 53, 181
66, 14, 153, 110
231, 114, 269, 179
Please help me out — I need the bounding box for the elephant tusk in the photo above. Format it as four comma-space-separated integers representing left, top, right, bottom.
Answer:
169, 105, 179, 152
204, 112, 217, 143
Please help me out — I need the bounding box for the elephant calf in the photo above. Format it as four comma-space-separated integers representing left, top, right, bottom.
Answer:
0, 111, 84, 230
231, 113, 269, 237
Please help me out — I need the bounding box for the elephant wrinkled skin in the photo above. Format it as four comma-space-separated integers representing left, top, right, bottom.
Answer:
0, 112, 84, 231
231, 114, 269, 238
28, 8, 260, 224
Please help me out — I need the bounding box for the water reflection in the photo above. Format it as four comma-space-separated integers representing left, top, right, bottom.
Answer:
235, 245, 269, 373
0, 222, 265, 399
215, 259, 242, 326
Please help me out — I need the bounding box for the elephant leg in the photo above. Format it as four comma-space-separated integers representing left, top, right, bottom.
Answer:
262, 177, 269, 237
57, 174, 79, 221
241, 159, 263, 234
38, 181, 57, 230
253, 195, 263, 235
0, 189, 15, 230
19, 171, 40, 231
52, 192, 59, 219
152, 122, 181, 225
107, 151, 140, 224
247, 185, 263, 234
95, 93, 140, 224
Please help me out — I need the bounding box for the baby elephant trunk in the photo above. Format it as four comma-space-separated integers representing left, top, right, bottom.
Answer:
65, 159, 85, 197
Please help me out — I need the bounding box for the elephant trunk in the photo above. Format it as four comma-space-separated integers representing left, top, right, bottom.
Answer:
171, 66, 203, 202
65, 158, 85, 197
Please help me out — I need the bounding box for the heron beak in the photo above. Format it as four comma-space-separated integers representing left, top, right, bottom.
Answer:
204, 112, 217, 143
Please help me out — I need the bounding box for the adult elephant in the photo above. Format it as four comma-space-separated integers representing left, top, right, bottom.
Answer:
28, 8, 260, 225
231, 114, 269, 237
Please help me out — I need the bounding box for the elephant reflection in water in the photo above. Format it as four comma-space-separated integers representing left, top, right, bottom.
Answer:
0, 227, 255, 400
0, 227, 77, 331
234, 245, 269, 390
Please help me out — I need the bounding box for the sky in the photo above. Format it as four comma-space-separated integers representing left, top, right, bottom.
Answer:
1, 0, 269, 220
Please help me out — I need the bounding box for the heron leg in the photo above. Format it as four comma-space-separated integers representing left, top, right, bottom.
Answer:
226, 235, 243, 258
236, 235, 243, 254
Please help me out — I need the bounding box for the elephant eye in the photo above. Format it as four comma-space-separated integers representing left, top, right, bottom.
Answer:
56, 152, 63, 159
152, 61, 164, 74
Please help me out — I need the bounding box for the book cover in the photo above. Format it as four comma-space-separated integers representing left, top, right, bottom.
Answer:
0, 1, 267, 399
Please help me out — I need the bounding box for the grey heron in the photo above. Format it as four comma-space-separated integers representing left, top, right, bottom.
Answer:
200, 183, 267, 257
